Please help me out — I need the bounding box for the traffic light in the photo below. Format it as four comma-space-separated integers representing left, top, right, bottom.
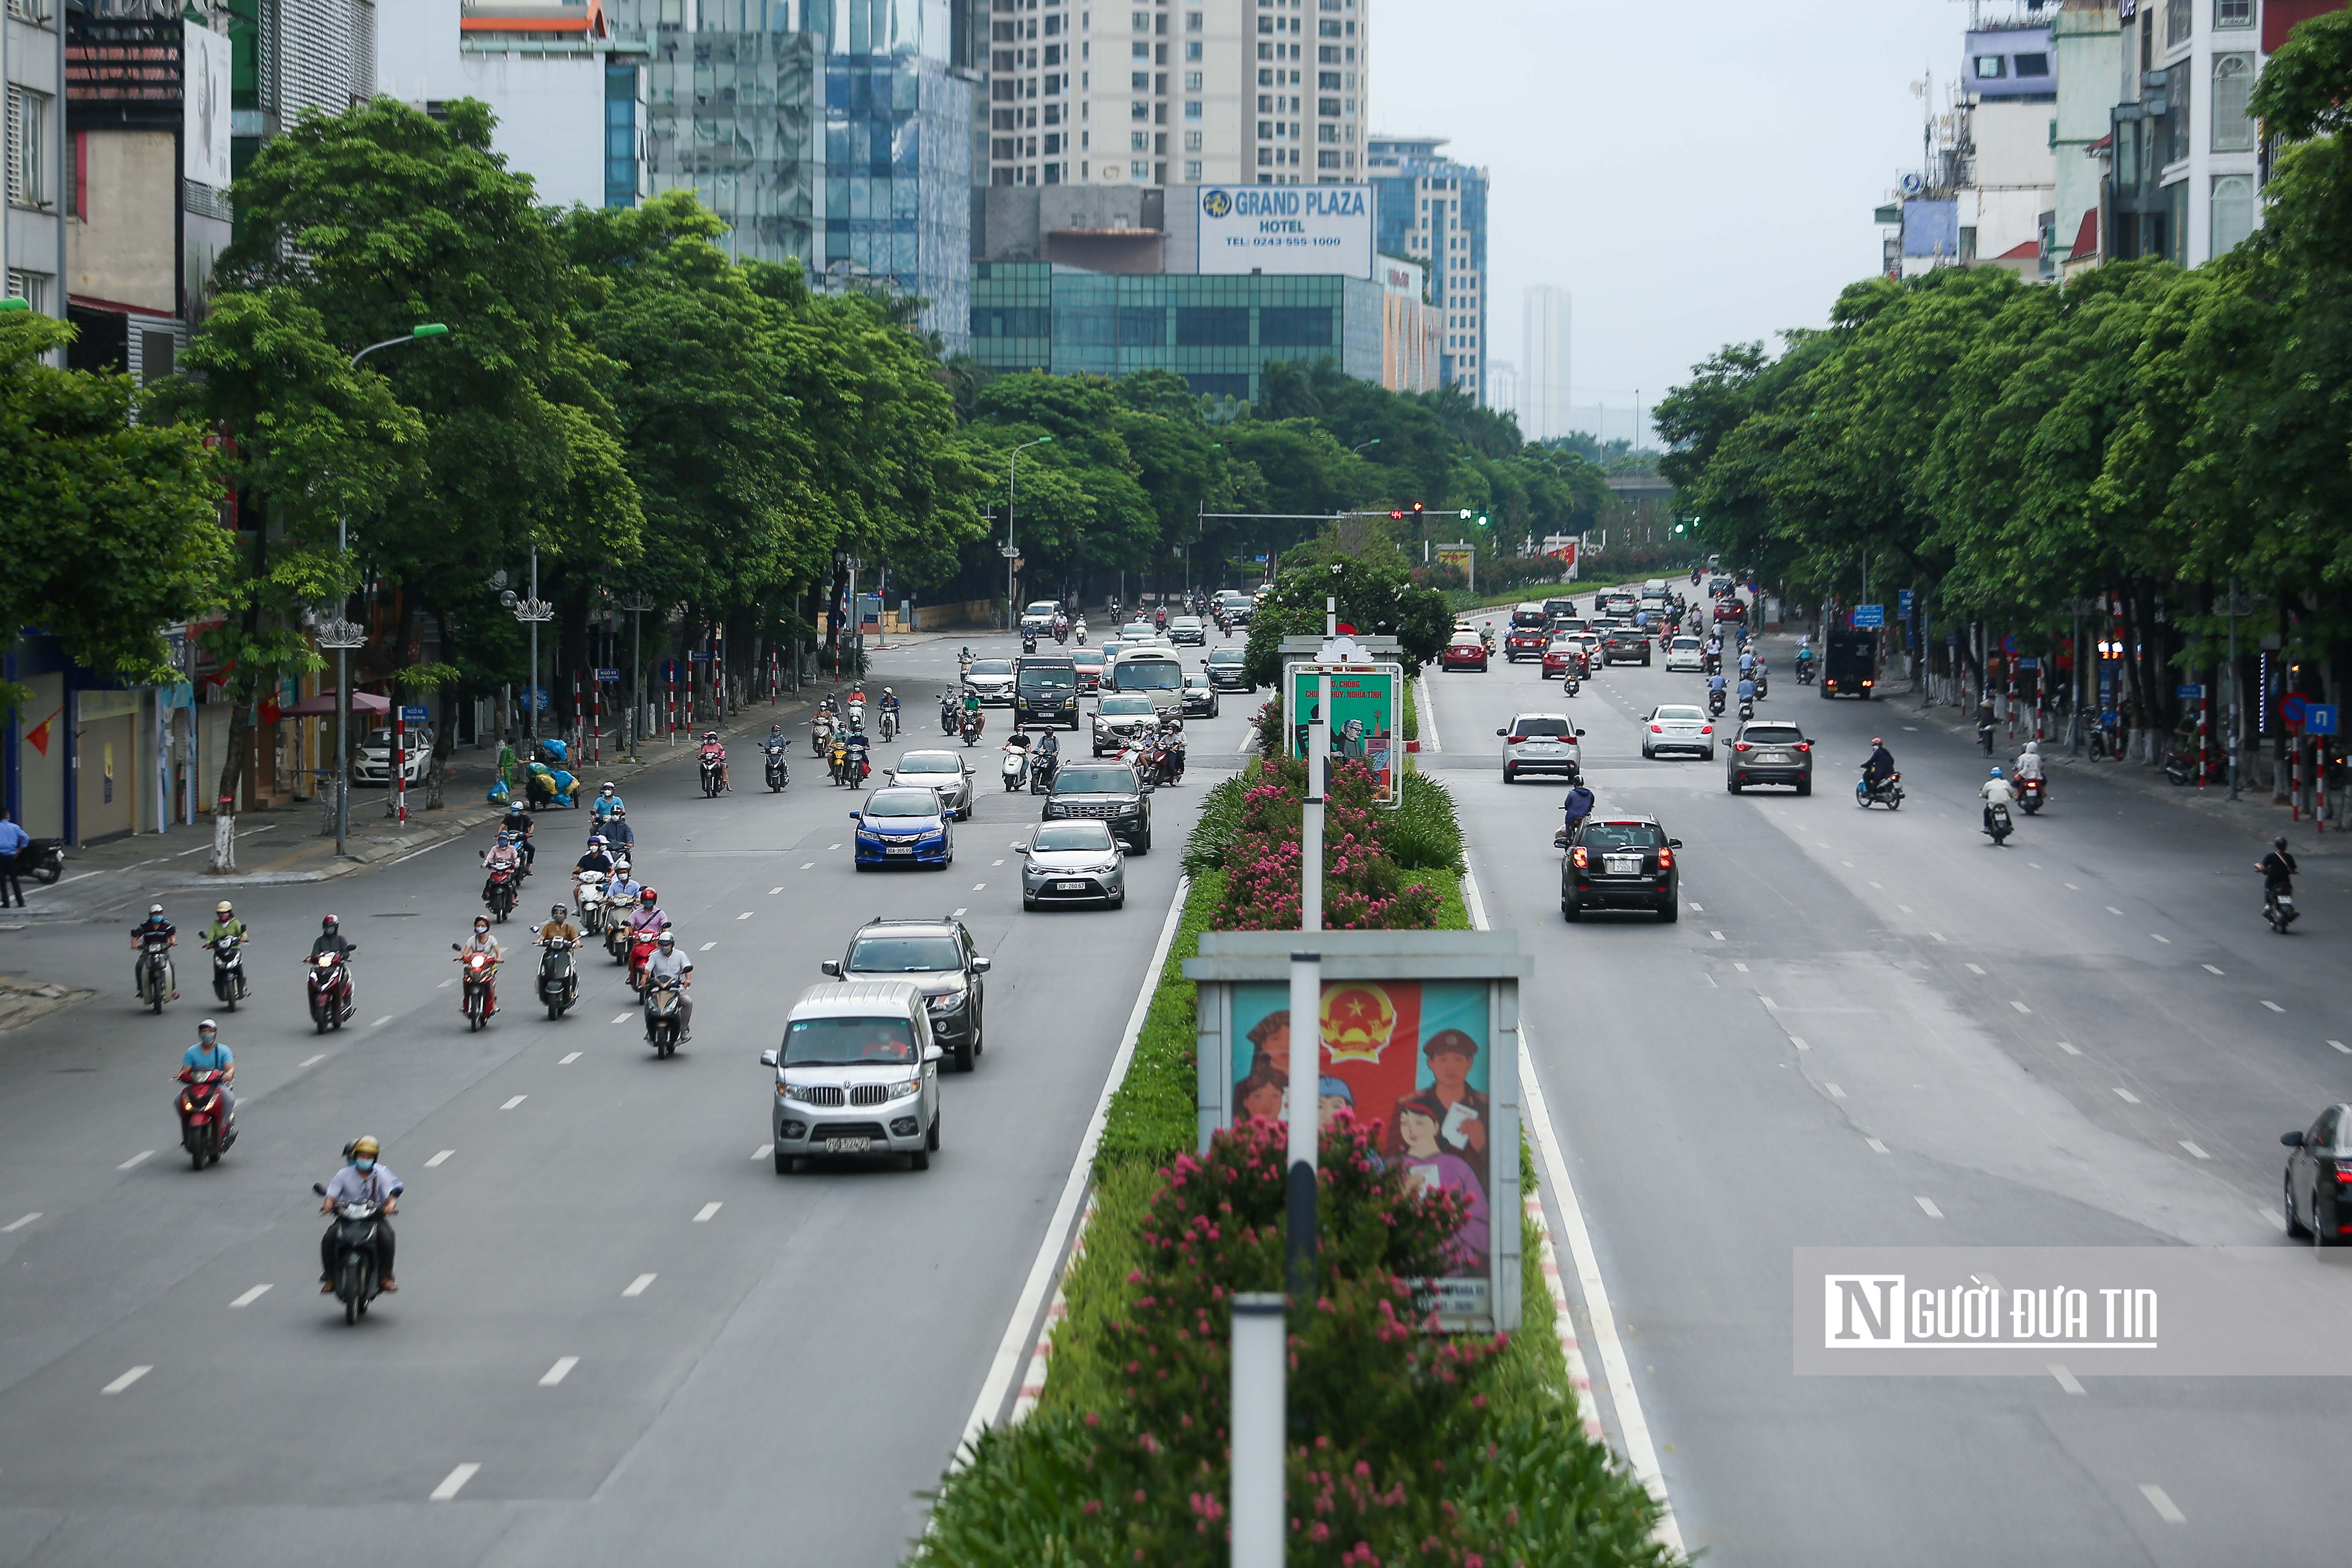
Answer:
1410, 501, 1426, 518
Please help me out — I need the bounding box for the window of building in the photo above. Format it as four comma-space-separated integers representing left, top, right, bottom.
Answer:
1130, 159, 1148, 177
1258, 148, 1273, 165
1184, 69, 1201, 89
2211, 173, 2254, 253
1186, 8, 1202, 26
2214, 0, 2251, 24
2166, 0, 2191, 46
1316, 149, 1340, 168
1185, 40, 1201, 58
1178, 306, 1253, 345
7, 86, 52, 210
1132, 40, 1149, 58
1184, 130, 1202, 150
1183, 159, 1202, 180
2166, 67, 2192, 164
2212, 53, 2255, 151
1185, 101, 1202, 120
1318, 18, 1338, 35
2013, 52, 2049, 77
1973, 54, 2006, 78
1132, 99, 1149, 119
1317, 96, 1339, 115
1130, 129, 1149, 150
1318, 124, 1336, 142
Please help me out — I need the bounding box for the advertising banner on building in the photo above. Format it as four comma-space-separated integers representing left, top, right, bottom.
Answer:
1284, 661, 1401, 806
1198, 184, 1374, 277
182, 22, 232, 188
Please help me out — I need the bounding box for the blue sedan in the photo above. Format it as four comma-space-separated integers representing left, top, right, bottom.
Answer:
852, 788, 955, 871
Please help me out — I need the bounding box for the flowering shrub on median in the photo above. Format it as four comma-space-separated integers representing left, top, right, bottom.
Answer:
1212, 757, 1441, 933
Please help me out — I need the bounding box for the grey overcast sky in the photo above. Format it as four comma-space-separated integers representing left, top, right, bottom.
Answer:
1377, 0, 1966, 445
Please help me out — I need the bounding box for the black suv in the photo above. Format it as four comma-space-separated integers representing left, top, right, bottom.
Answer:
1042, 761, 1152, 853
821, 916, 992, 1070
1205, 646, 1253, 692
1603, 628, 1652, 667
1557, 816, 1682, 923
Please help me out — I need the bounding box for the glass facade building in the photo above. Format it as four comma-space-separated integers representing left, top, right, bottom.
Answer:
968, 262, 1382, 401
1366, 135, 1488, 404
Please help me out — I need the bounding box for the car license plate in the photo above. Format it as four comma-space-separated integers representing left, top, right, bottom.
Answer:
1605, 855, 1642, 876
824, 1136, 872, 1153
1761, 752, 1789, 763
1057, 880, 1086, 891
886, 846, 914, 856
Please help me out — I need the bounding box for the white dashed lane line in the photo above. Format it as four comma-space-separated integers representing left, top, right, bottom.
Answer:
769, 886, 784, 894
372, 1015, 394, 1027
2151, 934, 2171, 944
1965, 963, 1987, 976
500, 1096, 527, 1111
101, 1366, 151, 1395
1826, 1083, 1846, 1099
693, 1202, 723, 1223
1789, 1036, 1809, 1051
429, 1464, 481, 1502
1915, 1196, 1944, 1219
539, 1357, 579, 1387
2262, 1000, 2285, 1014
974, 883, 987, 891
117, 1151, 152, 1171
1865, 1138, 1889, 1154
2202, 964, 2225, 976
2114, 1087, 2141, 1104
2180, 1141, 2210, 1160
1710, 930, 1725, 942
612, 1014, 631, 1024
736, 912, 753, 921
2139, 1484, 2185, 1524
2056, 1041, 2082, 1055
230, 1284, 272, 1307
299, 1053, 327, 1067
751, 1144, 773, 1160
558, 1051, 581, 1065
2332, 1041, 2351, 1055
622, 1273, 656, 1297
2050, 1365, 2085, 1395
700, 942, 717, 952
426, 1150, 454, 1167
1929, 932, 1947, 943
2010, 1001, 2032, 1014
801, 863, 813, 870
2, 1213, 39, 1233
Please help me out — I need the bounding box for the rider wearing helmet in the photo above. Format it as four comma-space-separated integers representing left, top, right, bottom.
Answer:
182, 1017, 237, 1134
626, 885, 667, 941
500, 801, 536, 873
1980, 765, 2016, 831
319, 1135, 401, 1293
590, 782, 624, 827
2013, 738, 2046, 782
698, 730, 730, 792
200, 899, 248, 949
458, 916, 503, 1015
642, 928, 694, 1039
1863, 737, 1896, 788
2260, 835, 2298, 895
539, 902, 580, 947
310, 914, 357, 961
130, 903, 179, 1001
575, 834, 615, 879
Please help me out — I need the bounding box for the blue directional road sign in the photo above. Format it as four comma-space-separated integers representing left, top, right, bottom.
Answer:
594, 667, 620, 683
2176, 684, 2205, 700
1898, 589, 1914, 616
1850, 604, 1885, 628
2018, 657, 2040, 671
398, 705, 429, 722
2309, 704, 2340, 737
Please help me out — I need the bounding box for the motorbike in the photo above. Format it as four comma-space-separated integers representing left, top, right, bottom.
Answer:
306, 951, 357, 1033
960, 707, 985, 747
763, 740, 791, 792
1707, 689, 1727, 718
1021, 628, 1039, 654
575, 870, 608, 935
699, 750, 726, 798
604, 911, 632, 965
2264, 883, 2299, 934
313, 1182, 386, 1325
1983, 800, 2014, 846
846, 700, 866, 733
135, 930, 175, 1014
1855, 766, 1904, 810
453, 946, 499, 1031
209, 933, 248, 1010
176, 1067, 233, 1169
2016, 776, 2047, 815
879, 706, 900, 742
626, 923, 668, 995
1564, 674, 1581, 697
1002, 744, 1030, 792
482, 861, 521, 923
1053, 618, 1070, 645
830, 739, 871, 788
19, 837, 64, 885
1738, 699, 1755, 722
1753, 667, 1770, 699
1074, 622, 1088, 646
812, 710, 837, 757
939, 693, 960, 734
537, 935, 579, 1019
1796, 658, 1816, 686
643, 975, 686, 1057
1030, 750, 1059, 795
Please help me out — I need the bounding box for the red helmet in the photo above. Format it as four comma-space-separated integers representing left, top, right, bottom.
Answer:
638, 887, 657, 904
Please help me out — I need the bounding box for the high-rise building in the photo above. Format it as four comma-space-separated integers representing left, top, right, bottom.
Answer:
1365, 132, 1484, 402
4, 0, 66, 325
974, 0, 1367, 191
1521, 284, 1569, 441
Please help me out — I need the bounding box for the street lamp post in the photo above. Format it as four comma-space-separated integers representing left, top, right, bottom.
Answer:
503, 547, 554, 749
620, 594, 653, 760
1006, 436, 1054, 631
330, 324, 449, 857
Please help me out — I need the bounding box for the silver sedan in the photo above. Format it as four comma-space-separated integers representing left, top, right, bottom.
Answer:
1019, 819, 1127, 910
890, 750, 973, 819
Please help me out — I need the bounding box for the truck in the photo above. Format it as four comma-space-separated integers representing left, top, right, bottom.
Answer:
1821, 630, 1878, 700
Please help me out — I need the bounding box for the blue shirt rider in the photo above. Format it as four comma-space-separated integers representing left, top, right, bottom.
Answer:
1737, 676, 1757, 704
1561, 783, 1596, 836
591, 784, 624, 823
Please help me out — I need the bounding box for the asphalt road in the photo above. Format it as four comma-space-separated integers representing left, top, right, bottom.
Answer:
0, 627, 1257, 1568
1438, 605, 2352, 1566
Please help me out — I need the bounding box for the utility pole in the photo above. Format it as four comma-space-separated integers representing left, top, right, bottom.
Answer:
620, 593, 653, 760
1006, 436, 1054, 631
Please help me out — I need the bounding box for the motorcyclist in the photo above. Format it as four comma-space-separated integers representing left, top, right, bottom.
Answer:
318, 1136, 400, 1294
310, 915, 357, 962
1033, 728, 1061, 786
878, 688, 902, 735
1863, 738, 1896, 791
1074, 616, 1089, 645
575, 834, 615, 881
1975, 696, 1998, 753
500, 803, 536, 874
2013, 740, 2046, 784
840, 718, 872, 783
642, 930, 694, 1040
1795, 638, 1815, 678
538, 903, 581, 946
1980, 766, 2017, 832
698, 730, 731, 792
602, 804, 634, 852
1737, 646, 1756, 678
607, 860, 641, 908
483, 831, 525, 886
130, 904, 179, 1001
200, 900, 248, 949
2260, 836, 2299, 897
457, 916, 503, 1016
1561, 782, 1596, 839
1001, 729, 1033, 786
1707, 671, 1728, 711
625, 886, 667, 944
180, 1019, 236, 1137
960, 686, 985, 740
1736, 674, 1757, 711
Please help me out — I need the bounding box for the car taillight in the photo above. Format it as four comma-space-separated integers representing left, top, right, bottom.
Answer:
1649, 723, 1662, 733
1795, 742, 1811, 752
1734, 742, 1751, 752
2334, 1161, 2352, 1184
1505, 735, 1521, 744
1863, 679, 1874, 687
1657, 847, 1674, 870
1700, 725, 1714, 734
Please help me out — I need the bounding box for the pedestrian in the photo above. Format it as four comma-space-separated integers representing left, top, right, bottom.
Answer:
496, 735, 520, 797
0, 809, 26, 908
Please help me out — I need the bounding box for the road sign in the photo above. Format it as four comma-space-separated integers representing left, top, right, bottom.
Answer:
2176, 684, 2205, 700
688, 651, 710, 663
2002, 634, 2017, 655
2017, 657, 2040, 671
398, 705, 429, 722
1897, 589, 1914, 616
2309, 704, 2340, 737
594, 667, 620, 683
525, 685, 549, 712
1849, 605, 1885, 628
2282, 693, 2309, 729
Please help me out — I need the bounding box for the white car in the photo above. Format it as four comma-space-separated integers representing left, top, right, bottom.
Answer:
1642, 704, 1716, 761
355, 727, 432, 785
1664, 636, 1705, 673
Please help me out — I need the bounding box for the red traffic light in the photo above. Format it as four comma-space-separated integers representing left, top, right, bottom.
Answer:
1410, 501, 1426, 516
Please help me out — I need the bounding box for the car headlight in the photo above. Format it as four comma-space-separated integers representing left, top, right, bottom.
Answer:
926, 989, 967, 1013
884, 1077, 923, 1102
1086, 861, 1121, 875
1116, 802, 1140, 814
856, 829, 884, 843
780, 1082, 824, 1104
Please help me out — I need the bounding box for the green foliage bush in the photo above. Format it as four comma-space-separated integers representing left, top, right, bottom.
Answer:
1181, 776, 1251, 876
1386, 771, 1467, 873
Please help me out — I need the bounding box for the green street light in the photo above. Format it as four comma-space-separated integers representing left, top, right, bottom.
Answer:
410, 323, 451, 339
0, 298, 29, 313
1351, 438, 1381, 455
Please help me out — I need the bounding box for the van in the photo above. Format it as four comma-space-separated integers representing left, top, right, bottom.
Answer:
761, 980, 943, 1172
1108, 650, 1185, 718
1014, 653, 1080, 730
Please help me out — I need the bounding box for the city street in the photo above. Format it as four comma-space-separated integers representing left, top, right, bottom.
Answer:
1439, 608, 2352, 1566
0, 631, 1252, 1568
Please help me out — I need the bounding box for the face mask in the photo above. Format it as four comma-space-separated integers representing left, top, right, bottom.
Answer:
354, 1158, 375, 1173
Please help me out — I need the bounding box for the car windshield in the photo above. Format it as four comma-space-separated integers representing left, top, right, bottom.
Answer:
1744, 726, 1805, 744
897, 753, 959, 773
1019, 667, 1077, 690
847, 935, 962, 972
1656, 706, 1706, 722
1173, 617, 1202, 628
862, 791, 942, 819
1450, 632, 1482, 646
1208, 649, 1241, 664
1582, 822, 1663, 853
1112, 660, 1183, 692
1512, 718, 1575, 739
1099, 695, 1155, 715
1185, 675, 1209, 689
1073, 651, 1105, 668
784, 1016, 916, 1066
1035, 822, 1117, 853
1056, 766, 1139, 794
968, 659, 1012, 678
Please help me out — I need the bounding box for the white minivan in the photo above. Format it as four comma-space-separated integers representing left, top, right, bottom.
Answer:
762, 980, 944, 1173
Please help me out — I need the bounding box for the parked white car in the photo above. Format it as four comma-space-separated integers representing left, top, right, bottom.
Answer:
354, 727, 432, 786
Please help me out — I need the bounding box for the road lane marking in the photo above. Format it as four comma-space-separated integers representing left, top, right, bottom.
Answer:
952, 907, 967, 917
613, 1013, 631, 1024
2138, 1484, 2184, 1524
1865, 1138, 1889, 1154
539, 1357, 579, 1387
1965, 963, 1986, 975
1929, 932, 1947, 943
2051, 1365, 2085, 1395
2064, 882, 2081, 890
2010, 1001, 2032, 1014
2106, 906, 2124, 915
1709, 930, 1724, 941
2057, 1041, 2082, 1055
1826, 1083, 1846, 1099
1789, 1036, 1809, 1050
736, 912, 752, 920
1868, 880, 1883, 889
992, 859, 1004, 867
2262, 1000, 2285, 1013
1897, 904, 1912, 913
974, 883, 987, 891
1688, 902, 1703, 912
2151, 934, 2171, 943
622, 1273, 656, 1297
1915, 1196, 1944, 1219
801, 863, 814, 870
429, 1464, 481, 1502
299, 1053, 327, 1067
102, 1366, 152, 1394
769, 886, 784, 895
751, 1144, 773, 1160
426, 1150, 453, 1167
2332, 1040, 2351, 1054
2202, 963, 2224, 975
827, 843, 840, 850
693, 1202, 722, 1223
2114, 1087, 2141, 1104
230, 1284, 271, 1308
500, 1096, 527, 1110
117, 1151, 152, 1171
2, 1213, 40, 1233
372, 1016, 393, 1027
2180, 1141, 2210, 1160
700, 942, 717, 952
2028, 861, 2043, 869
558, 1051, 581, 1065
1734, 963, 1749, 974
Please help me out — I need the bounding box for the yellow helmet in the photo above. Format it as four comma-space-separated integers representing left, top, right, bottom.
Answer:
215, 900, 234, 915
348, 1135, 381, 1160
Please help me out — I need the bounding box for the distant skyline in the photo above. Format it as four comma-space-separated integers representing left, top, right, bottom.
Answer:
1377, 0, 1964, 445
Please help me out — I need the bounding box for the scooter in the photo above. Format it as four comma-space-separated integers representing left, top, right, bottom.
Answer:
306, 950, 357, 1033
1030, 750, 1059, 795
575, 870, 607, 935
453, 946, 498, 1031
134, 929, 175, 1015
763, 739, 791, 792
1564, 673, 1581, 697
2264, 884, 2299, 934
176, 1067, 234, 1169
1797, 659, 1816, 686
812, 710, 837, 757
19, 837, 64, 885
2017, 776, 2047, 815
1002, 744, 1030, 792
1707, 689, 1727, 718
627, 923, 668, 995
537, 934, 579, 1019
604, 912, 632, 965
960, 707, 986, 748
313, 1182, 386, 1325
643, 975, 686, 1057
1738, 699, 1755, 722
1983, 801, 2014, 846
481, 861, 520, 923
1855, 765, 1904, 810
209, 933, 248, 1011
939, 693, 960, 735
846, 700, 866, 733
1074, 622, 1088, 646
879, 706, 900, 742
1021, 628, 1039, 654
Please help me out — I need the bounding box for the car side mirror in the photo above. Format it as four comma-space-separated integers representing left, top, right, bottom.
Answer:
1495, 727, 1507, 737
923, 1044, 944, 1065
849, 811, 861, 820
2284, 1131, 2308, 1147
973, 956, 992, 974
1140, 780, 1156, 794
759, 1049, 779, 1068
1576, 729, 1587, 738
1668, 838, 1684, 850
820, 959, 842, 978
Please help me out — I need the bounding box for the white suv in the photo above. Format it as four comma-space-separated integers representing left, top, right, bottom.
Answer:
1665, 636, 1705, 673
1497, 713, 1585, 785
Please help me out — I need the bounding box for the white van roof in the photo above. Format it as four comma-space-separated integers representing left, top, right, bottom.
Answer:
788, 979, 924, 1021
